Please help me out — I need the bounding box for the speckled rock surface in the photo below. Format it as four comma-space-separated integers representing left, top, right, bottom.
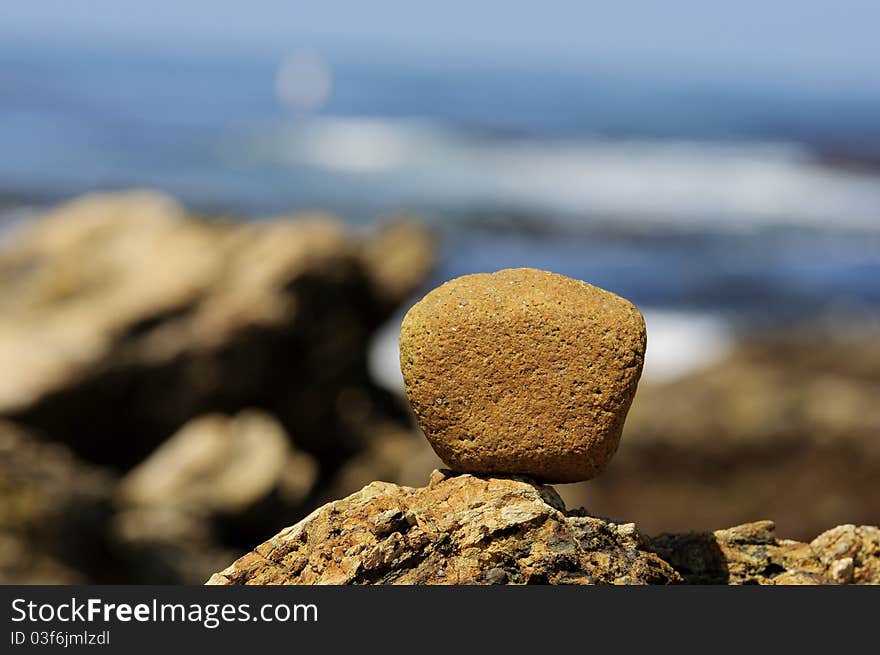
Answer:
399, 268, 646, 482
648, 520, 880, 585
207, 471, 880, 585
207, 471, 678, 585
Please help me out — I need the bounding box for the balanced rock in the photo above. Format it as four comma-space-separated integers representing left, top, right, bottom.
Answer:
399, 268, 646, 482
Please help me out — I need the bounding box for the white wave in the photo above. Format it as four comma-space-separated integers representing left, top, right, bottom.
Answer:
368, 311, 407, 394
242, 117, 880, 231
639, 309, 732, 382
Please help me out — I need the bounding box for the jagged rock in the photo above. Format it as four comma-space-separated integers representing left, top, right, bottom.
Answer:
647, 521, 880, 585
207, 472, 680, 585
208, 472, 880, 585
119, 410, 318, 547
0, 191, 433, 470
561, 325, 880, 540
809, 523, 880, 584
399, 268, 646, 482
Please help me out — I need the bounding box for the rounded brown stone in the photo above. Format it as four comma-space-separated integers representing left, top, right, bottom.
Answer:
399, 268, 646, 483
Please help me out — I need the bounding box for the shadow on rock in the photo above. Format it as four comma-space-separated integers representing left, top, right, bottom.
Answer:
646, 531, 730, 584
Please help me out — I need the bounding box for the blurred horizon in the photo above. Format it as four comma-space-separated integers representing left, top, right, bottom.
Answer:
2, 1, 879, 322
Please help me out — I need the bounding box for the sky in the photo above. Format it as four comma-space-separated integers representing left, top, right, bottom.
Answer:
2, 1, 879, 90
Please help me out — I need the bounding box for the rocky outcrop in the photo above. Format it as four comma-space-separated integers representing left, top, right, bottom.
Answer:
0, 191, 436, 584
207, 472, 677, 585
4, 193, 877, 586
649, 521, 880, 585
0, 191, 433, 471
207, 472, 880, 585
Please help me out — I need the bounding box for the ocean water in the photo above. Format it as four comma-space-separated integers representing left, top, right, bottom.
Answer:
2, 41, 879, 366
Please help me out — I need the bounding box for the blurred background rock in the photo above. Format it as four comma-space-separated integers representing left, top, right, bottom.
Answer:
0, 1, 878, 582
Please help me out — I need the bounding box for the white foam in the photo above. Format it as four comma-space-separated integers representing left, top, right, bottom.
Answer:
639, 309, 732, 382
245, 117, 880, 231
368, 312, 407, 393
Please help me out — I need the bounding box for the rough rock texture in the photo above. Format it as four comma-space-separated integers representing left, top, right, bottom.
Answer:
208, 472, 880, 585
560, 325, 880, 540
399, 268, 646, 483
649, 521, 880, 585
0, 191, 433, 471
207, 472, 677, 585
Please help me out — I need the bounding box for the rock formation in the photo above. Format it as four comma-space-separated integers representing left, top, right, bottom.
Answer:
207, 472, 679, 585
208, 270, 879, 585
208, 472, 880, 585
399, 268, 646, 482
0, 191, 435, 584
0, 191, 433, 472
3, 196, 878, 586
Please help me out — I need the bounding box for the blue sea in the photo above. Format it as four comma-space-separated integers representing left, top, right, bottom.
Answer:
1, 41, 879, 332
